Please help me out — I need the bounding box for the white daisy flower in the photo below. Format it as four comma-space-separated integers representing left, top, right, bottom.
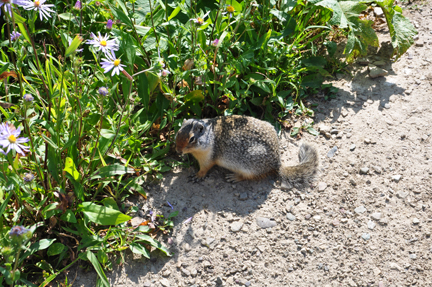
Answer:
100, 50, 126, 76
20, 0, 55, 21
87, 32, 119, 55
190, 10, 210, 25
0, 123, 30, 156
0, 0, 13, 17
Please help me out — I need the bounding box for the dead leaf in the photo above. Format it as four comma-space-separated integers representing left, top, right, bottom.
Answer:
0, 71, 18, 81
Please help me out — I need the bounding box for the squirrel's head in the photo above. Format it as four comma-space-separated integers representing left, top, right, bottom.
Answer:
175, 119, 206, 154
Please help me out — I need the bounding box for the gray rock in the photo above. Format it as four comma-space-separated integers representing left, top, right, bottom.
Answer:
384, 103, 391, 109
371, 212, 382, 221
362, 233, 371, 241
239, 192, 248, 200
215, 277, 223, 285
410, 254, 417, 260
357, 57, 370, 65
256, 217, 277, 229
143, 282, 151, 287
379, 218, 389, 226
389, 262, 401, 271
160, 279, 170, 287
374, 7, 384, 16
230, 221, 244, 232
350, 144, 356, 151
181, 268, 191, 276
330, 129, 339, 135
373, 60, 386, 66
355, 206, 367, 214
369, 66, 388, 78
413, 218, 420, 225
392, 175, 402, 182
317, 182, 327, 192
372, 166, 382, 174
360, 167, 369, 174
368, 220, 376, 230
397, 191, 408, 199
319, 125, 331, 134
190, 268, 197, 277
183, 243, 191, 252
364, 138, 371, 144
286, 213, 296, 221
245, 282, 251, 287
327, 146, 338, 158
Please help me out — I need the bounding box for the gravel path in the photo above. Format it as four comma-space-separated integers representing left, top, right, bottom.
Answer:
73, 3, 432, 287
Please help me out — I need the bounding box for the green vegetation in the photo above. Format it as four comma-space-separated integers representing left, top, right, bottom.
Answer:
0, 0, 416, 285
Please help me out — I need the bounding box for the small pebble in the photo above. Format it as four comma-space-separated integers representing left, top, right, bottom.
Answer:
350, 144, 356, 151
413, 218, 420, 225
286, 213, 296, 221
327, 146, 338, 158
355, 206, 367, 214
392, 175, 402, 182
360, 167, 369, 174
368, 220, 376, 230
317, 182, 327, 192
256, 217, 277, 229
371, 212, 382, 221
362, 233, 371, 241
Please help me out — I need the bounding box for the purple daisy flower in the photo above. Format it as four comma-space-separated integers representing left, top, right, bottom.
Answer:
0, 123, 30, 156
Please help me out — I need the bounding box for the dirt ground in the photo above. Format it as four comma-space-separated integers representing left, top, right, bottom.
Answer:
73, 3, 432, 287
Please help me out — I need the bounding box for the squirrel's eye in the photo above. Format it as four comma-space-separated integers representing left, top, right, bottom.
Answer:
189, 136, 195, 143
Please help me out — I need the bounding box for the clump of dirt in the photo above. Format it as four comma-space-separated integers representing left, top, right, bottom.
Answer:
73, 3, 432, 287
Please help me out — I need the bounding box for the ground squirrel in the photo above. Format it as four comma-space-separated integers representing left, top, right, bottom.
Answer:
175, 115, 319, 188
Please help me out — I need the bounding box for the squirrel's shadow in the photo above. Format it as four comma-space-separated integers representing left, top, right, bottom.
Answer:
86, 152, 310, 286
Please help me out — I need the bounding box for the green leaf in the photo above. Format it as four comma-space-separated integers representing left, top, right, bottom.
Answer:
309, 0, 379, 61
184, 90, 204, 103
90, 164, 135, 180
83, 251, 109, 287
65, 35, 83, 57
64, 157, 80, 180
60, 209, 77, 223
375, 0, 417, 59
109, 5, 134, 28
78, 202, 131, 225
13, 12, 26, 24
168, 6, 181, 20
307, 127, 319, 136
301, 74, 323, 88
167, 210, 179, 219
47, 242, 65, 256
101, 197, 119, 210
0, 191, 13, 218
129, 242, 150, 259
135, 234, 171, 256
19, 239, 56, 264
17, 23, 31, 44
58, 13, 74, 20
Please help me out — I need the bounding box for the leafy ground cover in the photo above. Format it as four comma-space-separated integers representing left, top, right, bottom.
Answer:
0, 0, 416, 286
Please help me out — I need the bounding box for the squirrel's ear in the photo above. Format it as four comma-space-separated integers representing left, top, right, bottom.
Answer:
195, 122, 204, 133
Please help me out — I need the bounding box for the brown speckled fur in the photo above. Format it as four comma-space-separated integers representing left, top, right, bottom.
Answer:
175, 115, 318, 187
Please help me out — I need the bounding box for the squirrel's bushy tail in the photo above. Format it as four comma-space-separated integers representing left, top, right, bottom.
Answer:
279, 143, 319, 189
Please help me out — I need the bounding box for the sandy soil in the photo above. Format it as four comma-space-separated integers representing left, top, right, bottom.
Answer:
72, 3, 432, 287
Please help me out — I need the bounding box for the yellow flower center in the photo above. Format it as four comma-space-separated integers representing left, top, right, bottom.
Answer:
100, 40, 107, 46
34, 0, 40, 7
227, 5, 234, 13
113, 59, 121, 66
197, 17, 204, 24
8, 135, 17, 143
